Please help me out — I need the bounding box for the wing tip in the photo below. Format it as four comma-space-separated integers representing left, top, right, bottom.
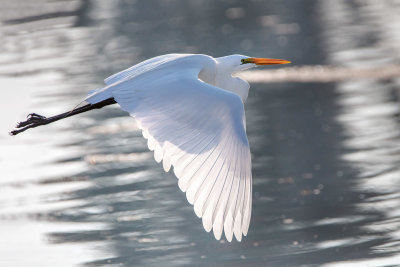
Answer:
130, 102, 252, 243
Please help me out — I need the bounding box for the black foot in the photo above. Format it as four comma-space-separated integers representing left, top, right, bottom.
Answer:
27, 113, 46, 120
10, 113, 50, 136
16, 113, 48, 128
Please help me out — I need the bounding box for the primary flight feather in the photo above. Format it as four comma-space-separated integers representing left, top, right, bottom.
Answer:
10, 53, 290, 241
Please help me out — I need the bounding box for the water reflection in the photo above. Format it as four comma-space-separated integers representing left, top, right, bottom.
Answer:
317, 1, 400, 266
1, 0, 400, 266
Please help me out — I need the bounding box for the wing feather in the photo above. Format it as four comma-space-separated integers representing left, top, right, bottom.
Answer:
104, 54, 187, 85
88, 55, 252, 241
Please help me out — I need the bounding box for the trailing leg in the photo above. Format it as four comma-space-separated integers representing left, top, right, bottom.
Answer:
10, 98, 117, 136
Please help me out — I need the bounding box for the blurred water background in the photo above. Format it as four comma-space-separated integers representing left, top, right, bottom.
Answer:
1, 0, 400, 266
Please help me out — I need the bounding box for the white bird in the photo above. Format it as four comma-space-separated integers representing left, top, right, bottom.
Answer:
10, 54, 290, 241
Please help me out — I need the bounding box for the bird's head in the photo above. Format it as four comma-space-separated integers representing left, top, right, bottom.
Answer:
217, 54, 291, 73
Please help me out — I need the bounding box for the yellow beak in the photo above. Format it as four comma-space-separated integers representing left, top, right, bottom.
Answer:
249, 58, 291, 65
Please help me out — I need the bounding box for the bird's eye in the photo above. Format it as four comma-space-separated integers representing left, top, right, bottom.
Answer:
241, 58, 253, 65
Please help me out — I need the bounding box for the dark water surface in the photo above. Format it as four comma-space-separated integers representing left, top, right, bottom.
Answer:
1, 1, 400, 266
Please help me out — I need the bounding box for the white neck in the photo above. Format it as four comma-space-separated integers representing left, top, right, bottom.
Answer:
214, 66, 250, 102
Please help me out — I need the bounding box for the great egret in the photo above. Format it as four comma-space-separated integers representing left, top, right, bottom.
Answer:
10, 54, 290, 241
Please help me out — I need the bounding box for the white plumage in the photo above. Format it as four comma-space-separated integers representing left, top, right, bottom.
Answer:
84, 53, 289, 241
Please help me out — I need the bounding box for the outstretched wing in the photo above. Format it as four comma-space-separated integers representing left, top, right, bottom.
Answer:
103, 54, 188, 85
87, 56, 252, 241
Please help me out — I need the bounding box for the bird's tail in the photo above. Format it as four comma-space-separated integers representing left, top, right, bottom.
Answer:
85, 87, 113, 105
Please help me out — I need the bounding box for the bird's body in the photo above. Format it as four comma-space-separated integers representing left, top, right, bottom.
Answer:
10, 53, 290, 242
87, 54, 252, 103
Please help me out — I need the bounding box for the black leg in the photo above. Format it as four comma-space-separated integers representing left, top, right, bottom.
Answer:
10, 97, 117, 136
